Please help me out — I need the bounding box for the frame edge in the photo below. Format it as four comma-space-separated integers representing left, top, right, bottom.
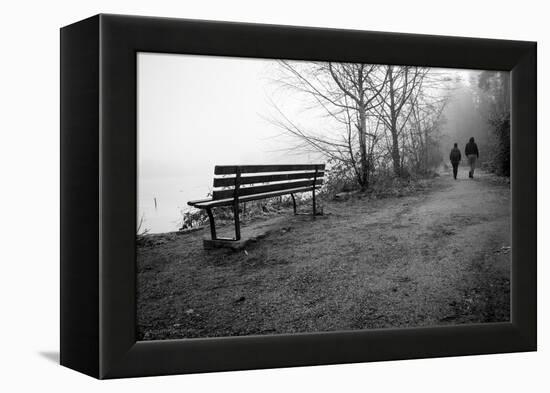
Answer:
60, 14, 101, 378
92, 14, 537, 378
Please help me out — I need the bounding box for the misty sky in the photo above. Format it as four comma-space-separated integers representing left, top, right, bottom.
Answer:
137, 52, 505, 233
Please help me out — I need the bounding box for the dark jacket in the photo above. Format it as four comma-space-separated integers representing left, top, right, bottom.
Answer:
450, 147, 461, 164
465, 141, 479, 157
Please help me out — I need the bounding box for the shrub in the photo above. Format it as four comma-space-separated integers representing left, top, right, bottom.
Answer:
321, 163, 361, 199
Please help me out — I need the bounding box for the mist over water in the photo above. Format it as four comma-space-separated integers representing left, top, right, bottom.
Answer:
138, 174, 207, 234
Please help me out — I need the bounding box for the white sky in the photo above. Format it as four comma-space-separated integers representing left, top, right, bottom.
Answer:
137, 53, 310, 178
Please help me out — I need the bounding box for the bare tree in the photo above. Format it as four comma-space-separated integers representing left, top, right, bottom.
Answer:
268, 61, 387, 190
374, 66, 428, 177
269, 61, 453, 188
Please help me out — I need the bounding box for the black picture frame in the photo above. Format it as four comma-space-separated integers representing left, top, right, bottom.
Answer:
60, 14, 537, 379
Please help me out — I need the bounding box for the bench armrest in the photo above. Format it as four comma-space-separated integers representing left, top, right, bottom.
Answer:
187, 198, 213, 207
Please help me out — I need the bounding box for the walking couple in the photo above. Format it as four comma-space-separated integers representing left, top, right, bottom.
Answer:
449, 137, 479, 180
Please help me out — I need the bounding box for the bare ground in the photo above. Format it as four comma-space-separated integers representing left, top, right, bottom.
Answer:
137, 167, 510, 340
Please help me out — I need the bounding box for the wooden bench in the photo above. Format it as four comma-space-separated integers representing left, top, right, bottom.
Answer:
187, 164, 325, 242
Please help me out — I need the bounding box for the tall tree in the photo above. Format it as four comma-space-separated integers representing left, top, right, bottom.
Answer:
476, 71, 510, 175
269, 61, 387, 190
374, 66, 428, 177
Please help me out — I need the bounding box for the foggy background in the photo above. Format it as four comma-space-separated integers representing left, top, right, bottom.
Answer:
138, 53, 508, 233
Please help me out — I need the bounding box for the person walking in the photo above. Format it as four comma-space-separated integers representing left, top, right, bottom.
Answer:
449, 143, 462, 180
465, 137, 479, 178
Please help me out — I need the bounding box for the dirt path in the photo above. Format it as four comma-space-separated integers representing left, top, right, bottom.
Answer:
137, 167, 510, 340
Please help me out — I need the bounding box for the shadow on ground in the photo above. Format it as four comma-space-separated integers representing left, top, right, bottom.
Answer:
38, 351, 59, 364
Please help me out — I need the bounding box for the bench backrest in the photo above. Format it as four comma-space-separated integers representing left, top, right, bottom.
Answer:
212, 164, 325, 200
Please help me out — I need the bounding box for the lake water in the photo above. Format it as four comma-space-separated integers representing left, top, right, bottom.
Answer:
138, 173, 210, 234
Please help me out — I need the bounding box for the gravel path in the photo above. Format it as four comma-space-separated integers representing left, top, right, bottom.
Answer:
137, 167, 510, 340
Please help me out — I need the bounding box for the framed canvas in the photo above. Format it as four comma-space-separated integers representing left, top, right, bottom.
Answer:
60, 14, 536, 379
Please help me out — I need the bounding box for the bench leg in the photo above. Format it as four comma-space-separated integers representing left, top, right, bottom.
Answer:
205, 207, 217, 240
312, 188, 317, 216
290, 193, 297, 214
233, 204, 241, 241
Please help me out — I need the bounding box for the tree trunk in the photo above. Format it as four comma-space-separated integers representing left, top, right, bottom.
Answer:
358, 106, 369, 190
388, 66, 401, 177
390, 125, 401, 177
424, 128, 429, 172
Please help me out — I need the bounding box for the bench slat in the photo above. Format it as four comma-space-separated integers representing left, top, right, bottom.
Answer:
213, 179, 323, 200
189, 185, 321, 208
213, 171, 325, 187
214, 164, 324, 175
